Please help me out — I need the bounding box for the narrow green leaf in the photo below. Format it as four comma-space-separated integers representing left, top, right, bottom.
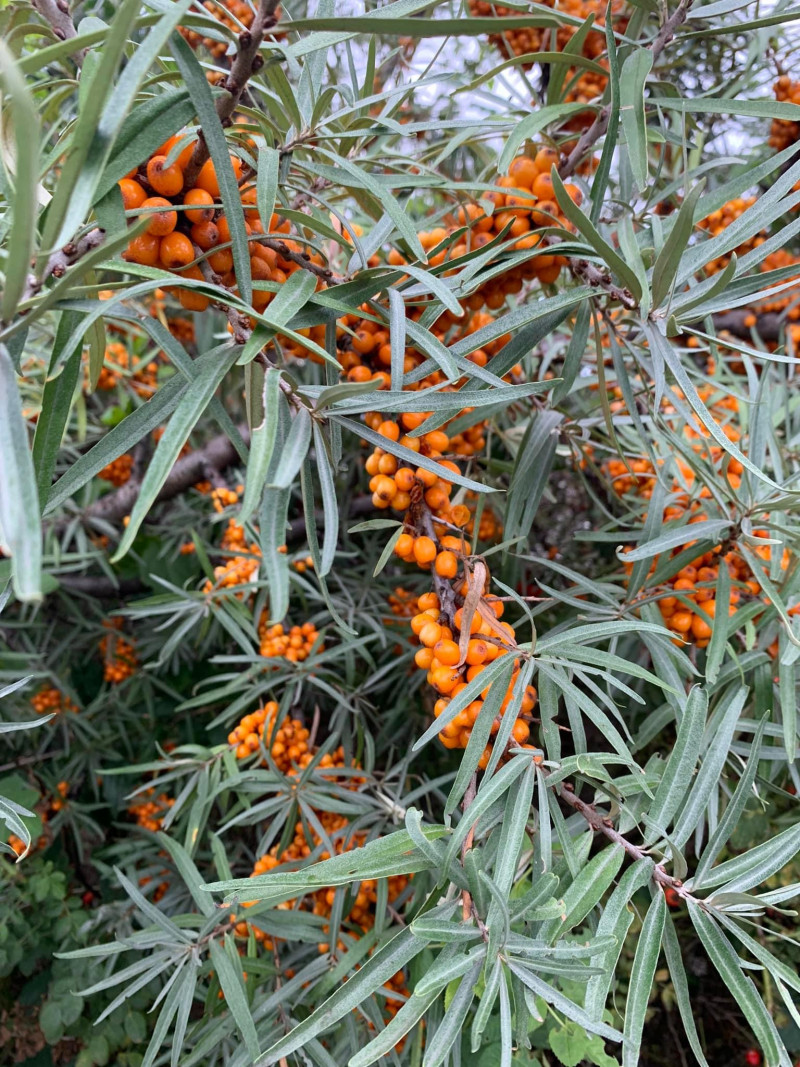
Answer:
41, 0, 141, 253
647, 686, 707, 839
693, 717, 767, 888
257, 146, 280, 234
623, 892, 666, 1067
0, 43, 40, 323
270, 405, 312, 490
208, 938, 259, 1059
239, 368, 281, 525
171, 33, 252, 305
619, 49, 653, 192
689, 903, 786, 1066
551, 168, 643, 300
256, 929, 426, 1065
651, 181, 706, 310
0, 344, 41, 600
112, 345, 242, 561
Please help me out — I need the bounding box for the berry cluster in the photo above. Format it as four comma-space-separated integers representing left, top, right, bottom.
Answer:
258, 620, 322, 662
605, 392, 794, 647
227, 702, 311, 767
119, 132, 325, 328
128, 788, 176, 832
770, 76, 800, 151
30, 687, 78, 716
98, 453, 134, 486
93, 341, 160, 396
98, 619, 139, 683
407, 584, 537, 766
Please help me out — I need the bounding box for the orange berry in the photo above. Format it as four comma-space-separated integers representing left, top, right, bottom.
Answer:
417, 592, 440, 611
670, 611, 693, 634
147, 155, 184, 197
119, 178, 147, 211
184, 187, 215, 223
413, 537, 437, 565
419, 621, 444, 648
433, 639, 460, 666
465, 640, 488, 665
190, 220, 220, 249
434, 550, 458, 578
141, 196, 177, 236
159, 232, 195, 269
508, 156, 539, 188
395, 534, 414, 558
124, 233, 161, 265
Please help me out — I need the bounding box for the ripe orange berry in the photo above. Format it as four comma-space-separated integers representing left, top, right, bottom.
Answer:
190, 221, 220, 249
159, 232, 195, 269
670, 611, 693, 634
378, 420, 400, 441
413, 537, 437, 564
141, 196, 177, 236
417, 592, 440, 611
373, 475, 397, 502
119, 178, 147, 211
395, 467, 416, 492
124, 233, 161, 265
508, 156, 539, 188
465, 640, 488, 665
147, 155, 184, 197
414, 648, 434, 669
184, 187, 215, 223
534, 147, 559, 173
419, 621, 444, 648
208, 248, 234, 273
511, 720, 530, 744
434, 550, 458, 578
395, 533, 414, 557
433, 639, 460, 666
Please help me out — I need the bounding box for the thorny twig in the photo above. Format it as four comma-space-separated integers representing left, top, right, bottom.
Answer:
557, 778, 692, 898
183, 0, 282, 188
22, 229, 107, 305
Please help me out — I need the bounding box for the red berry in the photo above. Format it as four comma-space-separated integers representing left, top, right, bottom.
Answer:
745, 1051, 762, 1067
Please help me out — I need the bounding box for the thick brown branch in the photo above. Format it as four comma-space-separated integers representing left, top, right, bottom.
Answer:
32, 0, 85, 64
709, 309, 785, 343
56, 429, 250, 531
183, 0, 281, 188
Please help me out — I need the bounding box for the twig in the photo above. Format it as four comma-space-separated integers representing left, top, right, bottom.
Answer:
31, 0, 85, 64
557, 779, 690, 898
23, 229, 107, 304
558, 0, 693, 179
183, 0, 282, 188
252, 236, 340, 284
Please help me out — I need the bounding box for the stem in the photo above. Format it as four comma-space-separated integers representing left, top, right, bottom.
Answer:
183, 0, 282, 188
31, 0, 85, 64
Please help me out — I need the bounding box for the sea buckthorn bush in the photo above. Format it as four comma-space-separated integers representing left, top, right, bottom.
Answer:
4, 2, 800, 1066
